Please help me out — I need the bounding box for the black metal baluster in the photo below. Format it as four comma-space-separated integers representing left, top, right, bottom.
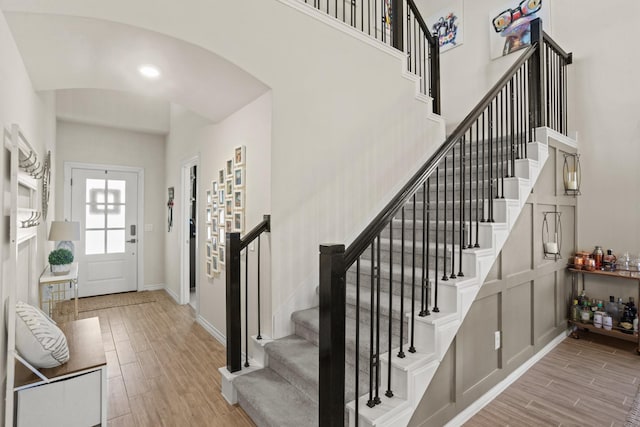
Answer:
498, 91, 503, 199
386, 218, 394, 398
510, 77, 516, 186
520, 66, 525, 158
406, 9, 412, 71
501, 89, 506, 197
355, 258, 360, 425
450, 146, 456, 280
423, 178, 431, 316
442, 156, 448, 281
257, 236, 262, 340
367, 242, 375, 407
460, 138, 466, 254
410, 195, 417, 353
462, 129, 473, 249
420, 181, 429, 317
459, 137, 465, 277
433, 169, 440, 313
481, 112, 486, 223
245, 249, 250, 367
488, 101, 495, 222
398, 207, 406, 357
474, 120, 480, 248
375, 234, 381, 404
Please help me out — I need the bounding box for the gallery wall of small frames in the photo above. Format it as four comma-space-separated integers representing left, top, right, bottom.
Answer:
206, 145, 246, 277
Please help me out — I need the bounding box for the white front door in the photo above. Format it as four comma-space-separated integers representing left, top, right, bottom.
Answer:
71, 168, 138, 297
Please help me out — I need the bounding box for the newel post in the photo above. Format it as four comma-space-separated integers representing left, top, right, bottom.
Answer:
319, 244, 346, 427
528, 18, 545, 129
226, 232, 242, 373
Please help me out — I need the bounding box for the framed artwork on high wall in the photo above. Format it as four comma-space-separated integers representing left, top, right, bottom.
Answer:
226, 159, 233, 176
219, 246, 226, 265
234, 167, 245, 188
219, 169, 225, 185
489, 0, 550, 60
234, 145, 246, 167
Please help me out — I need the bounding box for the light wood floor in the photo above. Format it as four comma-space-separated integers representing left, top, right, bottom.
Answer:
54, 291, 640, 426
55, 290, 255, 427
465, 333, 640, 427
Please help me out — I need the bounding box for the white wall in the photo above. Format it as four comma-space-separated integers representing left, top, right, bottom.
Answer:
0, 12, 56, 422
54, 121, 166, 287
56, 89, 170, 135
165, 93, 272, 339
415, 0, 640, 256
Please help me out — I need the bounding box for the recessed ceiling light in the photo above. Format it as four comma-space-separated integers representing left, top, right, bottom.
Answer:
138, 65, 161, 79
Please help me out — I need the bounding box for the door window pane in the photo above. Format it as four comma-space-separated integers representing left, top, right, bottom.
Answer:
86, 204, 106, 229
107, 230, 125, 254
86, 179, 106, 203
107, 180, 126, 203
85, 230, 105, 255
107, 204, 125, 228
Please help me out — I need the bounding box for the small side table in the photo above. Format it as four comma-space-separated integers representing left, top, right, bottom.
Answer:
39, 263, 79, 320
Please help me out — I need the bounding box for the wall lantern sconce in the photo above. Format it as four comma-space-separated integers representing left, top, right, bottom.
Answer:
563, 153, 581, 196
542, 211, 562, 261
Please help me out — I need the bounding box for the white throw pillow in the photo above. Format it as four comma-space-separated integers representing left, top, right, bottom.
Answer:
15, 301, 69, 368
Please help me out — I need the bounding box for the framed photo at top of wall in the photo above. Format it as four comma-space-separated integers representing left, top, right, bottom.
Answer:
234, 145, 246, 167
206, 190, 212, 205
218, 188, 225, 204
219, 169, 225, 185
226, 159, 233, 176
234, 167, 245, 188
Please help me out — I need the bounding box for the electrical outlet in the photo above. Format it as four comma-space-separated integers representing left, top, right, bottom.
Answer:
494, 331, 501, 350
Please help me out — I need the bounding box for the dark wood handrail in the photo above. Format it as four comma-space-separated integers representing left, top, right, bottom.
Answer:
344, 45, 537, 268
406, 0, 436, 47
240, 215, 271, 250
543, 31, 573, 63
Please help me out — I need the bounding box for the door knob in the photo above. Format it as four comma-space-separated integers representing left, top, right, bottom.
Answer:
126, 238, 137, 243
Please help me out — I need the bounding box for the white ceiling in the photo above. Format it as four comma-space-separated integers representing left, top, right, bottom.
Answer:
3, 11, 270, 123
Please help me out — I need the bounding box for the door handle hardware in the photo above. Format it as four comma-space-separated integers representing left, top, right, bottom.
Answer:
126, 239, 137, 243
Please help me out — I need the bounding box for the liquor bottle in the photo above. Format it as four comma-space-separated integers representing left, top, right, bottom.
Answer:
593, 246, 604, 270
606, 296, 619, 322
571, 300, 580, 322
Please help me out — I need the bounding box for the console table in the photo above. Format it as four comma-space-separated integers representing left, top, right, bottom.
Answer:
14, 317, 107, 427
39, 262, 78, 320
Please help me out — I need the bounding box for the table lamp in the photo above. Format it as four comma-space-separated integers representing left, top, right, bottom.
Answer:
48, 221, 81, 256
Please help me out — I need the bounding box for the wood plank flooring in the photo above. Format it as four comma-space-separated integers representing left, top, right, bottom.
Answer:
54, 290, 255, 427
465, 333, 640, 427
54, 291, 640, 426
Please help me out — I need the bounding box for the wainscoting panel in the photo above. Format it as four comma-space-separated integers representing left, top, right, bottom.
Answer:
409, 138, 577, 427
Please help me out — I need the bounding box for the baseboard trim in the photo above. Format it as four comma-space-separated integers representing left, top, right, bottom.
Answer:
197, 315, 226, 346
444, 330, 568, 427
142, 283, 165, 291
164, 287, 180, 304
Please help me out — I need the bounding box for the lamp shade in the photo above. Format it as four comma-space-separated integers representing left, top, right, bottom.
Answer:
48, 221, 80, 242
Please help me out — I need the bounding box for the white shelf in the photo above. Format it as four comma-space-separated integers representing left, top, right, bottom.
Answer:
16, 227, 37, 245
17, 172, 38, 191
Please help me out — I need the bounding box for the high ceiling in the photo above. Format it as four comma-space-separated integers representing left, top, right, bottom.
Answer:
3, 11, 270, 123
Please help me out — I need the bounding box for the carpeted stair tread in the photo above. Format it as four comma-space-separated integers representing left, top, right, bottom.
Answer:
265, 336, 319, 402
234, 368, 318, 427
265, 335, 370, 402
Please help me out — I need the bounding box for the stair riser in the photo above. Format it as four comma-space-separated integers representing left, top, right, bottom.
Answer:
347, 270, 429, 297
268, 355, 319, 403
345, 303, 408, 339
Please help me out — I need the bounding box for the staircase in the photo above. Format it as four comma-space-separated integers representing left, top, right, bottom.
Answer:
220, 3, 574, 426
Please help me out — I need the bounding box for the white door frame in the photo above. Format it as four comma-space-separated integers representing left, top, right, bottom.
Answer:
64, 162, 145, 293
180, 155, 199, 308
